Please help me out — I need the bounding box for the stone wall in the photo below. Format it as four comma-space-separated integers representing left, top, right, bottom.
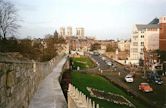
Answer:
68, 84, 100, 108
0, 54, 65, 108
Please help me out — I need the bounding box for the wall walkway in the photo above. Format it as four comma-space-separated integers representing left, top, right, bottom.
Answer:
29, 57, 67, 108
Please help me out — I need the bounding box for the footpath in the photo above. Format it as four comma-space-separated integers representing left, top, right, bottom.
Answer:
29, 57, 67, 108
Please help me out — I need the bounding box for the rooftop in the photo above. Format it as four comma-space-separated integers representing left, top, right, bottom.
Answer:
148, 18, 159, 24
135, 18, 159, 31
136, 24, 159, 30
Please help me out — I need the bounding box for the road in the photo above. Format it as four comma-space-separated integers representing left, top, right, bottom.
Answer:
91, 54, 128, 73
90, 54, 166, 108
91, 54, 110, 70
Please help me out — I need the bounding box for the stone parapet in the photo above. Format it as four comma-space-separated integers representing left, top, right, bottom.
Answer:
0, 54, 65, 108
68, 84, 99, 108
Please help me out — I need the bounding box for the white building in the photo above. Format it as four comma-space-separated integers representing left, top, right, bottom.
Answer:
67, 27, 72, 37
118, 40, 130, 51
59, 27, 65, 37
98, 45, 106, 54
129, 20, 159, 64
76, 27, 84, 38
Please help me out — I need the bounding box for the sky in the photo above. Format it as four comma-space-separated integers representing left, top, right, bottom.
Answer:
10, 0, 166, 40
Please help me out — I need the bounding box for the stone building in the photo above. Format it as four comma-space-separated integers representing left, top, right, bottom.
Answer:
76, 27, 84, 39
67, 36, 95, 52
59, 27, 65, 37
118, 40, 130, 51
67, 27, 72, 37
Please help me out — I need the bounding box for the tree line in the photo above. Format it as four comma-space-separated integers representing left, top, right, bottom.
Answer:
0, 0, 66, 61
0, 33, 65, 62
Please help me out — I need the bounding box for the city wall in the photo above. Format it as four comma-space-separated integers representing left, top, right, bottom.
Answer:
0, 54, 64, 108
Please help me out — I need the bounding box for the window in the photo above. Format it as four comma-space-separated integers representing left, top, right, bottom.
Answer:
133, 48, 138, 53
133, 42, 138, 46
141, 42, 144, 46
148, 28, 157, 31
133, 36, 138, 38
141, 35, 144, 38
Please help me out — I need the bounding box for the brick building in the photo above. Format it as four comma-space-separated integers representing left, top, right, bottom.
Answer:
159, 16, 166, 51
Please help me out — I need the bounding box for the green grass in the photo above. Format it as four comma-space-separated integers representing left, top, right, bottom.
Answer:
71, 56, 95, 69
71, 72, 147, 108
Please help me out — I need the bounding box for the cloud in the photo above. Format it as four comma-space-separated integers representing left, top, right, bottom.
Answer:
12, 0, 166, 39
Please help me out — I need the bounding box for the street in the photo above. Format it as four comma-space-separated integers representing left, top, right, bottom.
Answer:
90, 54, 166, 108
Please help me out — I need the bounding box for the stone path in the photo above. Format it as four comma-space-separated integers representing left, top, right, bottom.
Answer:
29, 57, 67, 108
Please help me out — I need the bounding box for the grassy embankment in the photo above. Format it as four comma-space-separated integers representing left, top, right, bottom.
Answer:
71, 56, 96, 69
71, 72, 147, 108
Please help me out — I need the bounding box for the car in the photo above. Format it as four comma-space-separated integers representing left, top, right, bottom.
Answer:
125, 74, 134, 83
107, 61, 112, 66
102, 57, 106, 61
147, 72, 163, 85
154, 75, 163, 84
93, 51, 100, 56
105, 60, 112, 66
139, 83, 153, 92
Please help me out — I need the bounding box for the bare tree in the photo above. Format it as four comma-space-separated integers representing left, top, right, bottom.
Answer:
0, 0, 20, 39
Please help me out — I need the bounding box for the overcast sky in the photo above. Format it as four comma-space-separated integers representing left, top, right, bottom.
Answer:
10, 0, 166, 40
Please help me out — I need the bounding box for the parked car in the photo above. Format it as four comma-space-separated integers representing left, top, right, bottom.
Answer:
102, 57, 106, 61
147, 72, 163, 85
139, 83, 153, 92
154, 75, 163, 84
105, 60, 112, 66
125, 74, 134, 83
93, 51, 100, 56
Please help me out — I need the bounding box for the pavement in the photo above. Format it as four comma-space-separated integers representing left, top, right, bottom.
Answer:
29, 57, 67, 108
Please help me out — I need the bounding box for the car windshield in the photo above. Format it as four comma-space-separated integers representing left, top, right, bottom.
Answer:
126, 74, 132, 77
143, 83, 149, 86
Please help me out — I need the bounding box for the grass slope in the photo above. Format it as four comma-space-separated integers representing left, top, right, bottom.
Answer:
71, 72, 147, 108
71, 56, 95, 69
